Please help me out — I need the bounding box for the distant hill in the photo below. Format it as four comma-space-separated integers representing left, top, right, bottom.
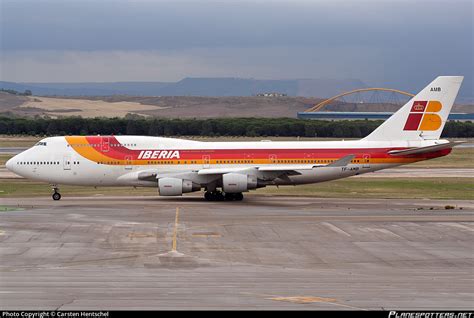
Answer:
0, 93, 324, 118
0, 78, 368, 98
0, 81, 170, 96
1, 92, 471, 119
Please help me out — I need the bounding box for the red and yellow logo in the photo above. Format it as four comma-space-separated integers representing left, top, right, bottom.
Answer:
403, 100, 442, 131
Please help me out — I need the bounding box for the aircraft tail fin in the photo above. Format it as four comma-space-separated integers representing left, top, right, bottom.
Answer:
363, 76, 463, 141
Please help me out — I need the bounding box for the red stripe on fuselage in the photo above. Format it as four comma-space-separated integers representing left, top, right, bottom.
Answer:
85, 136, 135, 159
79, 136, 448, 161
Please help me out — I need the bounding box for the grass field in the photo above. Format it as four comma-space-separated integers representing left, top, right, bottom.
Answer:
409, 147, 474, 168
256, 177, 474, 200
0, 136, 40, 147
1, 177, 472, 200
0, 154, 11, 165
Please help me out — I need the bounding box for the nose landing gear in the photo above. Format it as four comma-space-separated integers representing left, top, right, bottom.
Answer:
52, 186, 61, 201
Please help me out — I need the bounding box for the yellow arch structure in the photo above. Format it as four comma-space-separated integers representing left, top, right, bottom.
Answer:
304, 88, 415, 113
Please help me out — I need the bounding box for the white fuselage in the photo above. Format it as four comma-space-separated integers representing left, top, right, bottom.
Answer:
6, 136, 444, 188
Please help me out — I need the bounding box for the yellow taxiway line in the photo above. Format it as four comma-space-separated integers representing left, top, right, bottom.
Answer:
172, 207, 180, 252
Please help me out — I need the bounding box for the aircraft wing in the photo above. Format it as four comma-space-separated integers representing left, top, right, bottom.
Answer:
326, 154, 355, 167
388, 141, 465, 156
131, 154, 356, 183
198, 155, 355, 175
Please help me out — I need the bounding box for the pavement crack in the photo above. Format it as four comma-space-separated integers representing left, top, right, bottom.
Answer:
55, 298, 74, 311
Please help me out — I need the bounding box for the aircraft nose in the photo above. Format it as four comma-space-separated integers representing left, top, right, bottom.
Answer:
5, 157, 15, 172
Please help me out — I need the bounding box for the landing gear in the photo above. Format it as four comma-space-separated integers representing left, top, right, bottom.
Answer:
224, 192, 244, 201
204, 191, 225, 201
204, 191, 243, 201
52, 186, 61, 201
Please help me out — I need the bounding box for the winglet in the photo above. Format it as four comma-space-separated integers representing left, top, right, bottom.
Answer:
327, 154, 355, 167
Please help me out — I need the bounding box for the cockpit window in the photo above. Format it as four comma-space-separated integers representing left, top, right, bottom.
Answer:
35, 142, 47, 146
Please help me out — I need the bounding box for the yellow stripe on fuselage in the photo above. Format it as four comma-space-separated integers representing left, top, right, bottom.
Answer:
65, 136, 429, 166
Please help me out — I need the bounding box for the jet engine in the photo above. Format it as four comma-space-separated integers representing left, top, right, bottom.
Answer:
158, 177, 200, 196
222, 173, 257, 193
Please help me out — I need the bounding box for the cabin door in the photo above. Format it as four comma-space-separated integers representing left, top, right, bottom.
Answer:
63, 155, 71, 170
269, 154, 277, 164
363, 154, 371, 168
202, 155, 210, 169
101, 137, 110, 153
125, 155, 132, 170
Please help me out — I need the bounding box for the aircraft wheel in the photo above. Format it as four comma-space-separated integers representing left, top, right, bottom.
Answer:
52, 192, 61, 201
224, 192, 243, 201
205, 191, 225, 201
214, 191, 225, 201
224, 192, 234, 201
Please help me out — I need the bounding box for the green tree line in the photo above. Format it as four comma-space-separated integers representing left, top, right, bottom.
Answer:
0, 88, 32, 96
0, 116, 472, 138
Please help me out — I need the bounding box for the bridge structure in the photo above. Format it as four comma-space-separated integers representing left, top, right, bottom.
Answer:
298, 87, 474, 121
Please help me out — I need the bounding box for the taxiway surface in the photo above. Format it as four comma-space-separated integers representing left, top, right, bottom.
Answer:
0, 196, 473, 310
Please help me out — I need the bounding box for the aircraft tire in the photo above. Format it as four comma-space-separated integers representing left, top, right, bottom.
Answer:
235, 193, 244, 201
224, 192, 244, 201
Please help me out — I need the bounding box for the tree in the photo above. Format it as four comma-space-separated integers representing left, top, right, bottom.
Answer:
201, 121, 214, 136
126, 120, 141, 135
46, 121, 59, 135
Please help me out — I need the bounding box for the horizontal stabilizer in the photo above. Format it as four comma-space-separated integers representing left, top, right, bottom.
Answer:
388, 141, 465, 156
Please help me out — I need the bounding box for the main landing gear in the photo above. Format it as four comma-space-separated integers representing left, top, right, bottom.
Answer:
204, 191, 243, 201
52, 186, 61, 201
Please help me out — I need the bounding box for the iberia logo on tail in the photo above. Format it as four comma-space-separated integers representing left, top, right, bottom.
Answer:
403, 100, 442, 131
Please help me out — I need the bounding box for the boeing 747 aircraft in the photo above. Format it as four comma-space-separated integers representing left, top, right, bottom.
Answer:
6, 76, 464, 201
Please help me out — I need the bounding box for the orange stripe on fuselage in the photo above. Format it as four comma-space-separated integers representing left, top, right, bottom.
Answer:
65, 136, 126, 164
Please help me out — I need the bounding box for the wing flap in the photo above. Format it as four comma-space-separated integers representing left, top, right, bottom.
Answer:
197, 167, 257, 175
257, 165, 318, 171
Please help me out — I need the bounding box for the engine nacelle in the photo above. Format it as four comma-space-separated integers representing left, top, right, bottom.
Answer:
158, 177, 200, 196
222, 173, 257, 193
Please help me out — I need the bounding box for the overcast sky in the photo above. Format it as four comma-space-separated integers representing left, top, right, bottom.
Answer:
1, 0, 472, 96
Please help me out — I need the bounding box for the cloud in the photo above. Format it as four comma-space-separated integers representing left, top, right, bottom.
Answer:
2, 0, 472, 51
0, 47, 390, 82
0, 0, 472, 97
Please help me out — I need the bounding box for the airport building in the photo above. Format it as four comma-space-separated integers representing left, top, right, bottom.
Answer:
298, 111, 474, 121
